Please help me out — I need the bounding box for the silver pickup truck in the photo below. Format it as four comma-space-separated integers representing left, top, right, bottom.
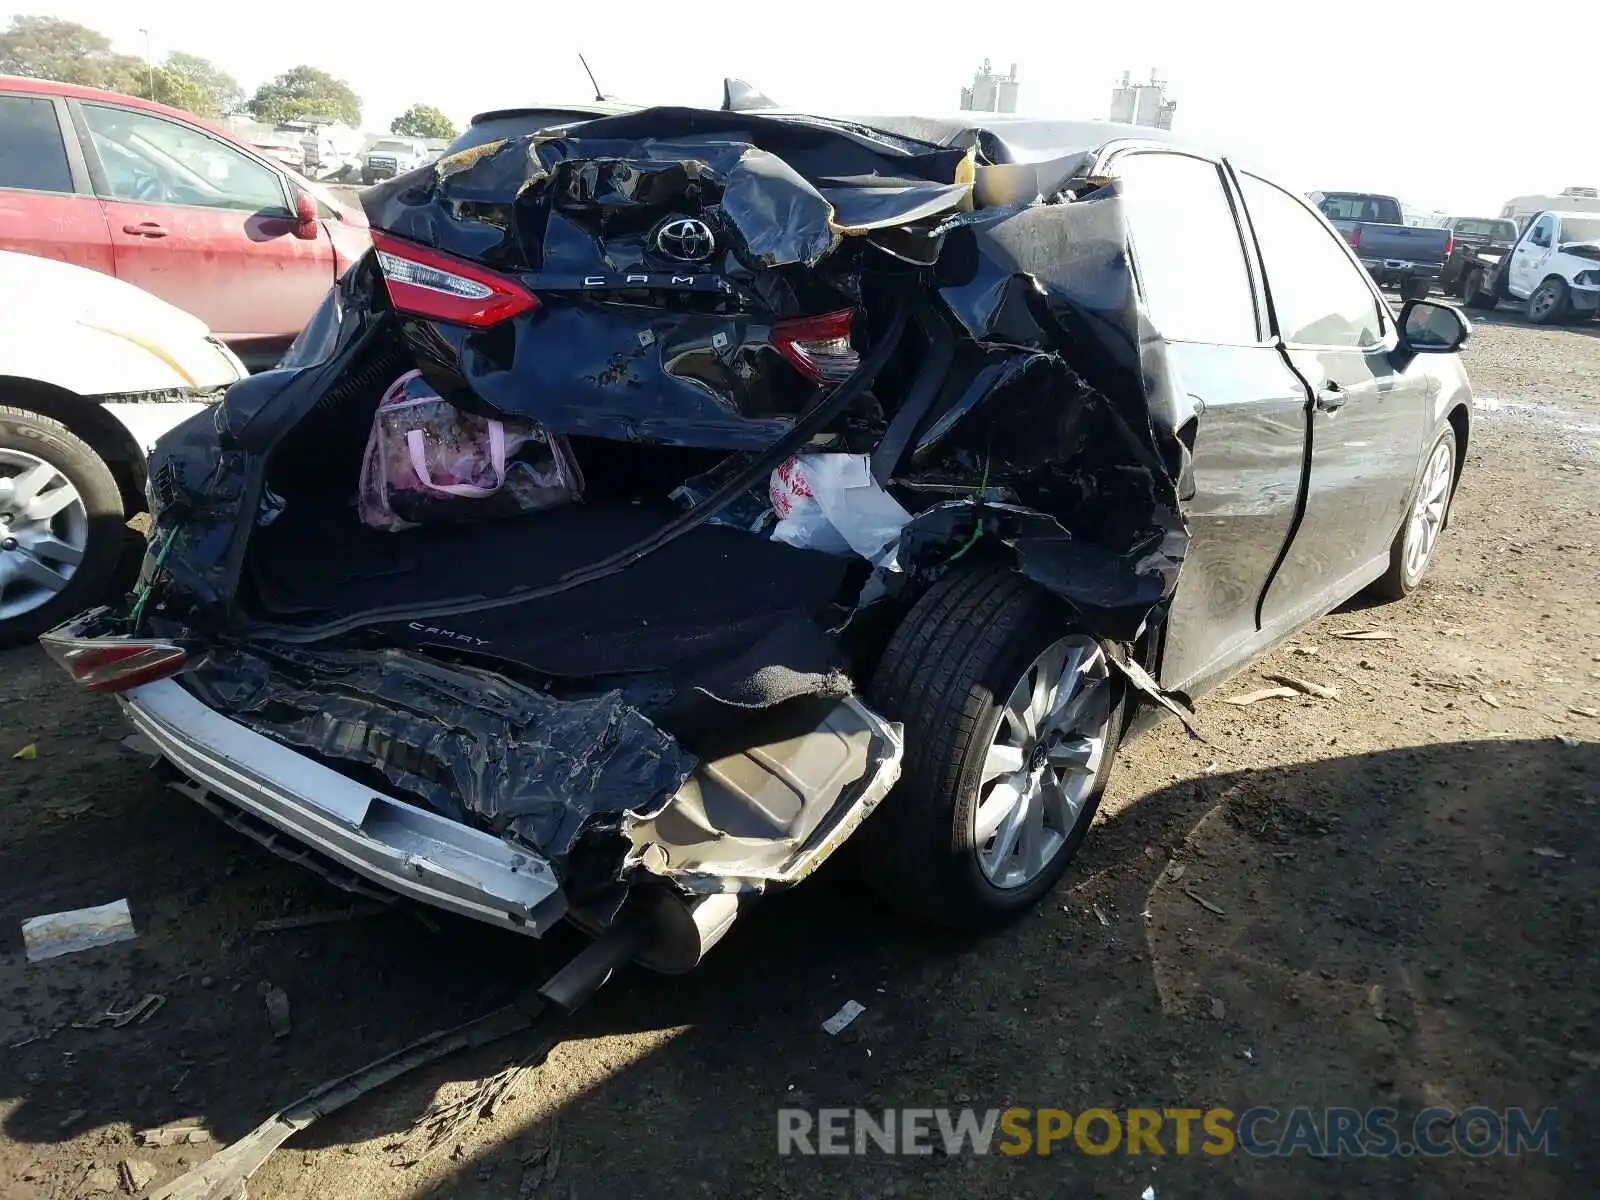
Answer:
1311, 191, 1453, 300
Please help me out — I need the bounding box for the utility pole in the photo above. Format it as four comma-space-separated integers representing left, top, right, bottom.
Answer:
139, 28, 155, 102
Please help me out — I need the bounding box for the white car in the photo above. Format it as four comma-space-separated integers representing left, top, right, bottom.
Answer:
0, 250, 246, 645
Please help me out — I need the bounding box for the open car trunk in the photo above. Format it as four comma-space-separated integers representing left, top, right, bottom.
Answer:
57, 104, 1194, 950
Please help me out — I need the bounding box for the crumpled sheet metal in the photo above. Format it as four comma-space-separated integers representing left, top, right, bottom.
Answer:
620, 696, 904, 893
182, 646, 695, 866
363, 107, 976, 275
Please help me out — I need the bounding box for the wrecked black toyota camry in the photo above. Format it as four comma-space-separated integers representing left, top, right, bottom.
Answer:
41, 106, 1474, 981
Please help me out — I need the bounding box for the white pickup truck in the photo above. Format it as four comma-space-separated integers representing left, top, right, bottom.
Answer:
1461, 209, 1600, 324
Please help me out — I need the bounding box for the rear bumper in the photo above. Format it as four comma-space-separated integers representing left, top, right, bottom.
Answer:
1360, 258, 1441, 288
121, 678, 569, 936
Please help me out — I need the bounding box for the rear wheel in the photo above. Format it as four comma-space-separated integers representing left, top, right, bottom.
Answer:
858, 567, 1124, 929
1371, 428, 1456, 601
0, 406, 126, 647
1462, 268, 1497, 310
1526, 277, 1570, 325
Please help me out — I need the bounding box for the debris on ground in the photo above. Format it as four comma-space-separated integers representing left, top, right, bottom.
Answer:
1184, 888, 1226, 917
1142, 1186, 1157, 1200
516, 1116, 562, 1200
73, 993, 165, 1029
12, 740, 37, 759
259, 983, 292, 1039
119, 1157, 156, 1194
136, 1127, 213, 1148
1559, 735, 1581, 747
1167, 864, 1186, 881
1222, 686, 1301, 706
1209, 997, 1225, 1020
1533, 847, 1566, 859
1333, 630, 1398, 641
22, 898, 137, 962
1480, 692, 1502, 709
1571, 706, 1599, 719
81, 1164, 119, 1194
252, 905, 385, 934
822, 1000, 866, 1035
1262, 673, 1341, 700
1092, 903, 1112, 927
149, 989, 547, 1200
1289, 644, 1320, 656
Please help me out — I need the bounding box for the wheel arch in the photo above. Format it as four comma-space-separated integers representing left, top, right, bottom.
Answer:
0, 377, 147, 517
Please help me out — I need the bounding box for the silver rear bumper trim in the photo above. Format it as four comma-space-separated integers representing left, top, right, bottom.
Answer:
121, 679, 567, 936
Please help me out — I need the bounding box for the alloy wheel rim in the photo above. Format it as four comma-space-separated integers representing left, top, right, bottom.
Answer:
1530, 285, 1555, 318
974, 635, 1112, 890
1403, 440, 1453, 582
0, 449, 88, 621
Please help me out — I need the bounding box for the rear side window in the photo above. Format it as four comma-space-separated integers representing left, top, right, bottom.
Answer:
0, 96, 74, 194
1315, 193, 1402, 224
1241, 174, 1385, 349
1113, 151, 1258, 344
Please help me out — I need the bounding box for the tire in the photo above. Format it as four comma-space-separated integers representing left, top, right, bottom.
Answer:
0, 405, 126, 647
857, 567, 1125, 930
1370, 427, 1456, 601
1461, 268, 1497, 311
1400, 278, 1431, 301
1526, 276, 1570, 325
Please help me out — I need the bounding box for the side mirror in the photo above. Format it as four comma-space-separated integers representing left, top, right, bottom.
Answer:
291, 190, 319, 240
1398, 298, 1471, 354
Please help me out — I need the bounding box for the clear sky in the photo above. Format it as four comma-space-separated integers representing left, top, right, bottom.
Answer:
8, 0, 1598, 217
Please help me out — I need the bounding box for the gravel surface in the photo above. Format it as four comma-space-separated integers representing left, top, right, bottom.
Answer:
1, 310, 1596, 1199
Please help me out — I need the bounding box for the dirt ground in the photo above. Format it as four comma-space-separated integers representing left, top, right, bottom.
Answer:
2, 310, 1597, 1200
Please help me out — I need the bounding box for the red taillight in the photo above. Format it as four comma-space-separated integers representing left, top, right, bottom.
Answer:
772, 310, 859, 383
1442, 234, 1455, 259
1346, 227, 1361, 248
39, 632, 189, 694
371, 231, 539, 328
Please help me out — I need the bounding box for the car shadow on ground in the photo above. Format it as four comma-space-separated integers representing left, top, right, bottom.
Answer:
2, 708, 1595, 1198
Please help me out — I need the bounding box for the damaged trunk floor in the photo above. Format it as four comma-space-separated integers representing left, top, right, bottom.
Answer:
246, 502, 850, 679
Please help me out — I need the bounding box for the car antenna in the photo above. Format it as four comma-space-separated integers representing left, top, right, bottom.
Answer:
578, 53, 606, 103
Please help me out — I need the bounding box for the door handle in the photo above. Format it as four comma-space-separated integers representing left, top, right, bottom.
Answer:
1315, 383, 1347, 413
122, 222, 168, 238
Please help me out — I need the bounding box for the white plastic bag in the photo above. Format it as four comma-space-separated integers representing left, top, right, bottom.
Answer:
769, 454, 910, 567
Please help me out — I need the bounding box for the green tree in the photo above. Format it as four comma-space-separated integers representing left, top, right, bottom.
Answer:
390, 104, 456, 140
162, 51, 244, 117
0, 15, 143, 92
130, 66, 208, 115
247, 65, 360, 127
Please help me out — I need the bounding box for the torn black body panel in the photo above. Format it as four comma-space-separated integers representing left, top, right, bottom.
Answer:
183, 644, 696, 871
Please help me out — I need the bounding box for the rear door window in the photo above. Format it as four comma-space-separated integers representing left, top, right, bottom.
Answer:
1113, 150, 1259, 344
0, 95, 74, 194
1241, 174, 1386, 349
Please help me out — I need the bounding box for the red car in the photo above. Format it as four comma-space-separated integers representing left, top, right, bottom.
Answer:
0, 76, 370, 370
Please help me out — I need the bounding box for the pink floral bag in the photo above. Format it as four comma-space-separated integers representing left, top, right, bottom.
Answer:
357, 371, 582, 531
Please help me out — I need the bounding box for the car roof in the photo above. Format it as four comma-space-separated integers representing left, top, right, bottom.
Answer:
0, 73, 236, 136
466, 101, 639, 125
844, 113, 1202, 161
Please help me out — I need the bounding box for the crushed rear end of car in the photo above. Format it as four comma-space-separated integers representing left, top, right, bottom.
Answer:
44, 105, 1196, 975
